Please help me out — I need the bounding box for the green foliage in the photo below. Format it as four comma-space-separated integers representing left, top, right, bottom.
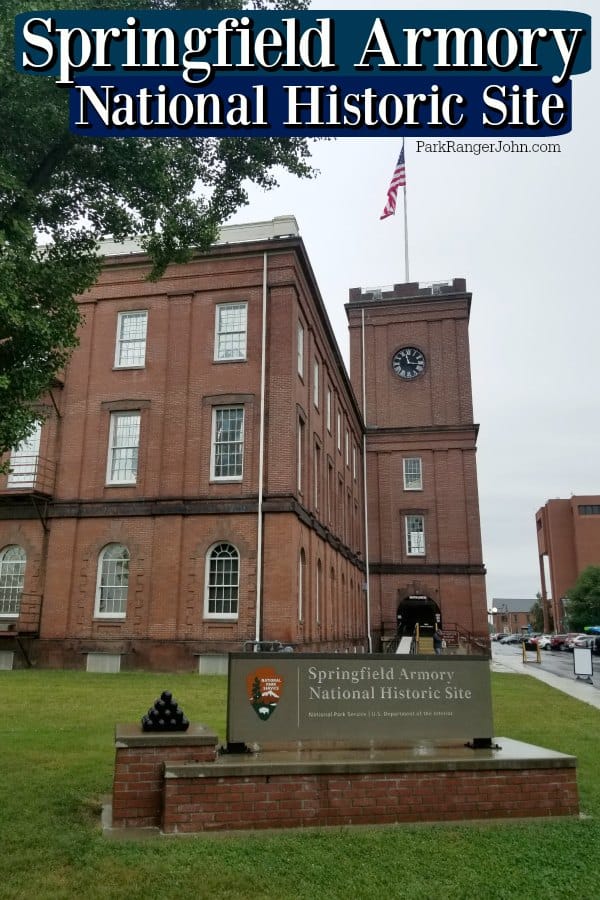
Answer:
565, 565, 600, 631
0, 0, 312, 455
2, 670, 600, 899
530, 593, 553, 632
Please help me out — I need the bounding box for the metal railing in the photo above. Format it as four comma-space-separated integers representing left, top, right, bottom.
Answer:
1, 455, 55, 496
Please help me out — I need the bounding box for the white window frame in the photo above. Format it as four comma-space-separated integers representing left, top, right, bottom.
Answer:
326, 388, 332, 432
0, 545, 26, 617
353, 445, 357, 481
297, 320, 304, 377
204, 542, 240, 620
345, 429, 350, 467
106, 412, 140, 485
7, 421, 42, 488
94, 544, 129, 619
405, 515, 426, 556
211, 406, 244, 481
314, 443, 320, 511
115, 310, 148, 369
403, 457, 423, 491
214, 301, 248, 361
337, 411, 341, 452
313, 358, 320, 409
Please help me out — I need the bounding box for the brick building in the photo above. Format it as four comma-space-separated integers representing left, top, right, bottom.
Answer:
0, 217, 488, 671
346, 281, 487, 649
536, 497, 600, 633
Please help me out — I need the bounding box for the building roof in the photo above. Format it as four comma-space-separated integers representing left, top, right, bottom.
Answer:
492, 598, 535, 613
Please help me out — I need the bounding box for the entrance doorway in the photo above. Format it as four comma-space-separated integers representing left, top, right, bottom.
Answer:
396, 594, 440, 639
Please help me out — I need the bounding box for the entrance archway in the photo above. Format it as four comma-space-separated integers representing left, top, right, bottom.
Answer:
396, 594, 440, 638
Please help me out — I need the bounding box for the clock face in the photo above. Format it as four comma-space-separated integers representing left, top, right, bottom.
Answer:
392, 347, 426, 380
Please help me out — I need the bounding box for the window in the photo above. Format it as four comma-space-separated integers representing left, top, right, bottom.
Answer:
115, 310, 147, 368
95, 544, 129, 617
214, 302, 247, 361
297, 320, 304, 377
107, 412, 140, 484
0, 546, 26, 616
7, 421, 41, 488
337, 411, 341, 452
298, 548, 306, 622
579, 505, 600, 515
205, 543, 239, 618
353, 445, 357, 481
403, 457, 423, 490
297, 418, 305, 493
313, 359, 320, 408
212, 407, 244, 480
326, 388, 332, 432
345, 430, 350, 466
316, 559, 322, 624
405, 515, 426, 555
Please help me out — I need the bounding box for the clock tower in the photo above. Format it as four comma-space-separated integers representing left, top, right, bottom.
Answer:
346, 279, 487, 650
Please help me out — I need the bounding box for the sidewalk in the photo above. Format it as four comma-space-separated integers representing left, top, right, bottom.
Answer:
491, 644, 600, 711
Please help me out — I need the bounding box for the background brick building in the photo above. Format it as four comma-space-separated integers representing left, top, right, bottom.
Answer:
0, 218, 488, 670
536, 497, 600, 633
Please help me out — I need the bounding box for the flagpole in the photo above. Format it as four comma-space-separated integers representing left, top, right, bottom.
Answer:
380, 140, 410, 282
403, 165, 410, 283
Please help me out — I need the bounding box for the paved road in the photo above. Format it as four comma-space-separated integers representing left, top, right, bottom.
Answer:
491, 641, 600, 710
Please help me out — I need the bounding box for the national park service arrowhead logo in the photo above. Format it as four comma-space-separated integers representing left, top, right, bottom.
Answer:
247, 667, 284, 721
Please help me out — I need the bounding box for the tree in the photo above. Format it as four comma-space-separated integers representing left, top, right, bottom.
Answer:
564, 566, 600, 631
0, 0, 312, 457
530, 592, 554, 633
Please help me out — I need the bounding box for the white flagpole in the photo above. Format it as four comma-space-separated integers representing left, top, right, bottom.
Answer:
402, 139, 410, 282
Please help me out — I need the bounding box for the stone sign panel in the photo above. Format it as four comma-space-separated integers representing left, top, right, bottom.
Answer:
227, 653, 494, 747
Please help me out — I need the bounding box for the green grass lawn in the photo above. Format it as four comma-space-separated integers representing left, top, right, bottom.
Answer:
2, 669, 600, 900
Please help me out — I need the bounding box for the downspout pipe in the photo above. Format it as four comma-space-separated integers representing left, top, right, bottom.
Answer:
255, 251, 268, 644
361, 307, 373, 653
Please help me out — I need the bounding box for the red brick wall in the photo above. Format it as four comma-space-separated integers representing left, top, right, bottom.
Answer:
112, 741, 218, 829
161, 767, 578, 833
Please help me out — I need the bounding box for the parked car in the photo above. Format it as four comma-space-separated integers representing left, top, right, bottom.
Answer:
523, 633, 542, 650
536, 635, 553, 650
550, 634, 570, 651
500, 633, 524, 645
570, 634, 595, 651
562, 633, 586, 651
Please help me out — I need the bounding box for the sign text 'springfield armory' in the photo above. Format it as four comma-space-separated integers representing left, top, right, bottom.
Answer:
14, 9, 591, 137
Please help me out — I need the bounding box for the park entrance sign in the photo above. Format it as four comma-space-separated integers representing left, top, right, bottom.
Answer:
226, 653, 494, 747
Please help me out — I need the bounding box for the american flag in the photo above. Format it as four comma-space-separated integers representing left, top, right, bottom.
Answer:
380, 144, 406, 220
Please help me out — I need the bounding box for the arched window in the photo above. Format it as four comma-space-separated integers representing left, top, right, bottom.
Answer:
0, 546, 26, 616
298, 548, 306, 622
95, 544, 129, 618
205, 543, 239, 619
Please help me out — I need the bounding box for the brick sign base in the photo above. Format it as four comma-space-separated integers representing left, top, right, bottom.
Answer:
110, 725, 579, 834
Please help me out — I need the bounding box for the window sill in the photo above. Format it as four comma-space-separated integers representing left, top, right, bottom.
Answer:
204, 618, 238, 625
105, 481, 138, 488
213, 357, 247, 364
210, 477, 243, 484
112, 365, 146, 371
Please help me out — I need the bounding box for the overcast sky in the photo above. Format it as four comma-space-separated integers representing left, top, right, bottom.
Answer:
226, 0, 599, 606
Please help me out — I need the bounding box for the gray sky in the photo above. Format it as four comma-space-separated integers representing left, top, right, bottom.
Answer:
227, 0, 599, 605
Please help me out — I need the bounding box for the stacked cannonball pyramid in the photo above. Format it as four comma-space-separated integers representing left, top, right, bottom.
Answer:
141, 690, 190, 731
